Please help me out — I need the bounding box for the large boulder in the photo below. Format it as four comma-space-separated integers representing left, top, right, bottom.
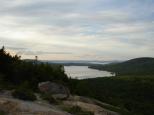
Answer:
38, 81, 70, 99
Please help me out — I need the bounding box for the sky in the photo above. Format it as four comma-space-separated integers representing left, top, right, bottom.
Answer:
0, 0, 154, 60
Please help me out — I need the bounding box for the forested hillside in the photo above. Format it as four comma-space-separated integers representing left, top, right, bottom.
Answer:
89, 57, 154, 75
72, 75, 154, 115
71, 58, 154, 115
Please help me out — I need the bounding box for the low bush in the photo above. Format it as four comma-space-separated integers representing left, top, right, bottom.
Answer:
65, 106, 94, 115
40, 93, 57, 104
12, 88, 36, 101
0, 110, 6, 115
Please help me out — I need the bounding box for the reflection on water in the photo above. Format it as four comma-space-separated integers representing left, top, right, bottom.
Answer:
64, 66, 114, 79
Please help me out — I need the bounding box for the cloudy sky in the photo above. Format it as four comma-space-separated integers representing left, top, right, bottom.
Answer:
0, 0, 154, 60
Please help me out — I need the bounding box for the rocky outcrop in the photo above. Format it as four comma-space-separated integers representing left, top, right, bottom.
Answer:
61, 96, 120, 115
38, 81, 70, 99
0, 91, 120, 115
0, 96, 71, 115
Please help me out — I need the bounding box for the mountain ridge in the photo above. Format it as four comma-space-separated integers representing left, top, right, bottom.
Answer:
89, 57, 154, 75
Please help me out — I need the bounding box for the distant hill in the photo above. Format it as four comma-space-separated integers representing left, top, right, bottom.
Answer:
36, 60, 119, 66
89, 57, 154, 75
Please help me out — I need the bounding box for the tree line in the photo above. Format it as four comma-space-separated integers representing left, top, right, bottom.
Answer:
0, 46, 69, 91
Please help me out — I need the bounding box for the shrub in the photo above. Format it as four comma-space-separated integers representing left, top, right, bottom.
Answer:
0, 110, 6, 115
66, 106, 94, 115
12, 88, 36, 101
40, 93, 57, 104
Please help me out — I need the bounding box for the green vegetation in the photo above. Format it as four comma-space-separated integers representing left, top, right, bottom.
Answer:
0, 46, 69, 92
40, 93, 57, 104
71, 75, 154, 115
1, 46, 154, 115
85, 58, 154, 114
0, 111, 6, 115
89, 57, 154, 75
61, 57, 154, 115
12, 87, 36, 101
64, 106, 94, 115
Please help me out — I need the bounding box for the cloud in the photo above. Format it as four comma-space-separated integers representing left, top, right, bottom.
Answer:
0, 0, 154, 60
5, 46, 72, 56
103, 22, 154, 34
17, 50, 72, 55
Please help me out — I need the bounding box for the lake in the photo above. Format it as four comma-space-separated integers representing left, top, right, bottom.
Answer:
64, 66, 114, 79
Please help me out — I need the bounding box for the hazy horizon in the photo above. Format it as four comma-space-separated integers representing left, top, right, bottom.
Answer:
1, 0, 154, 60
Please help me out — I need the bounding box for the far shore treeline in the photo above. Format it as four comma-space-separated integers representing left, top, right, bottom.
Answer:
89, 57, 154, 75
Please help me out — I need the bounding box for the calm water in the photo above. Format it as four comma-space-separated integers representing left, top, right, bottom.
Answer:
64, 66, 114, 79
